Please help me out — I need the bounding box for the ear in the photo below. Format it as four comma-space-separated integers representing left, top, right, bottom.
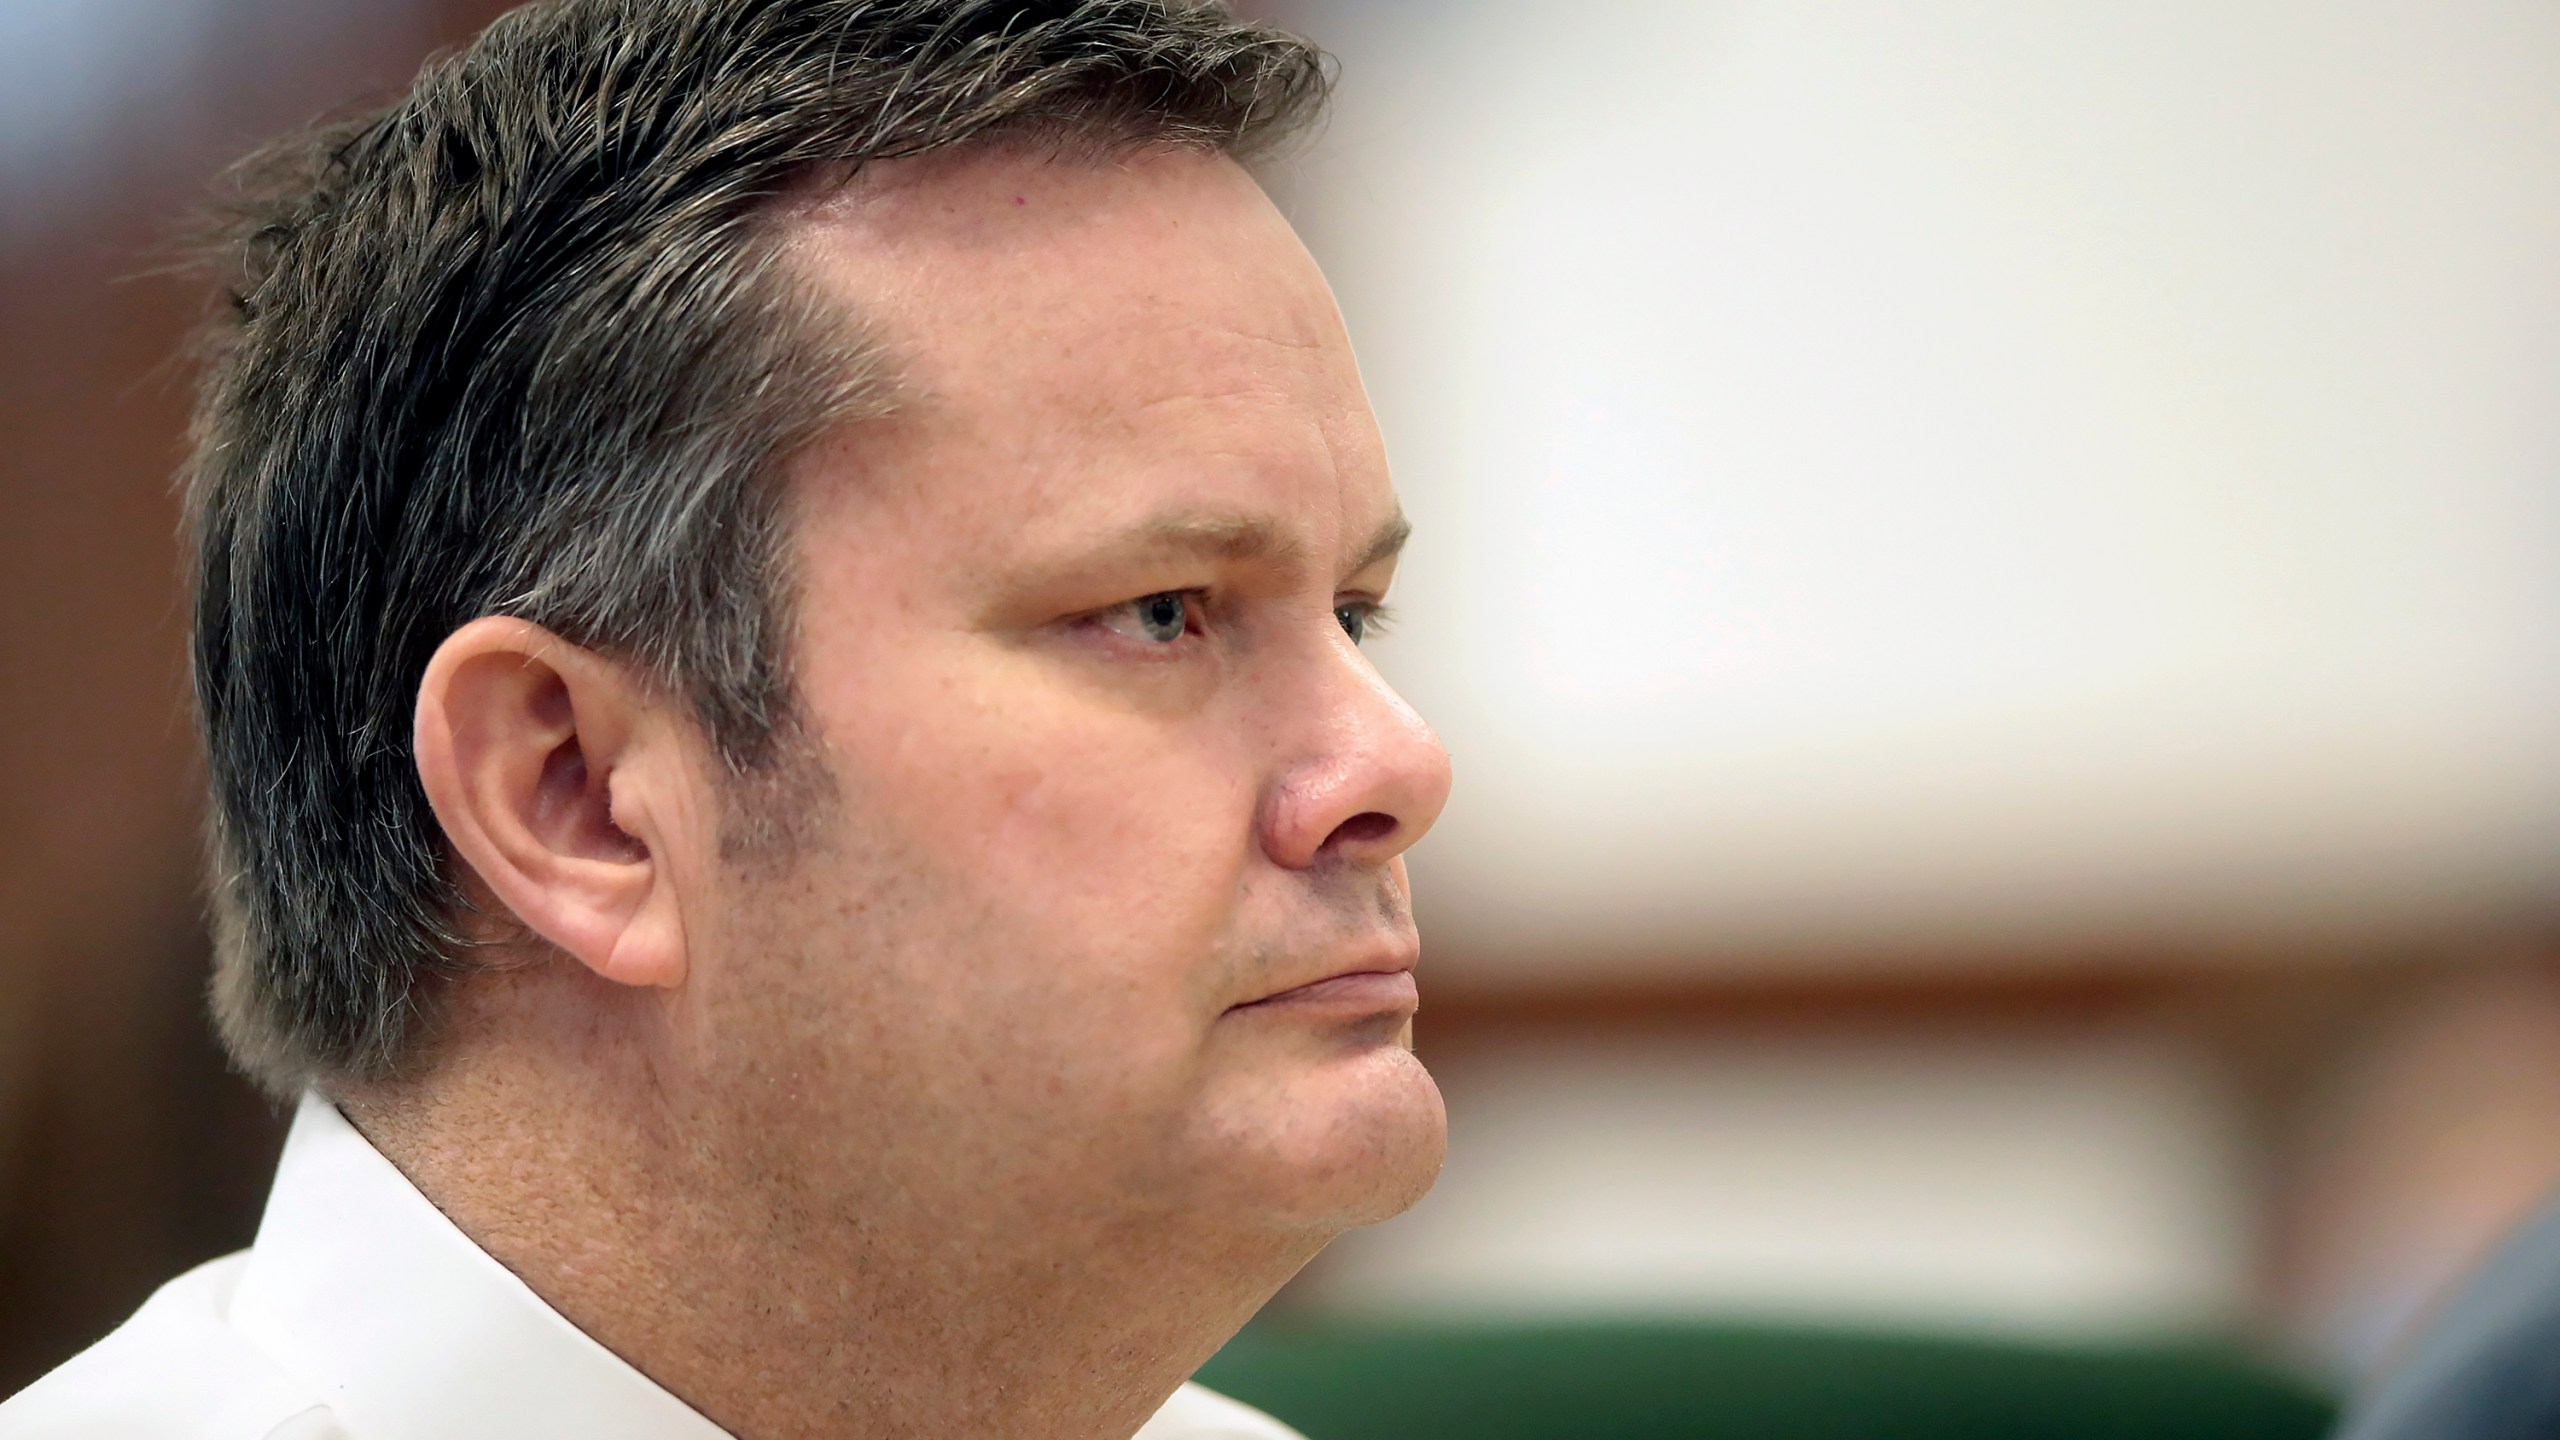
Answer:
413, 617, 695, 989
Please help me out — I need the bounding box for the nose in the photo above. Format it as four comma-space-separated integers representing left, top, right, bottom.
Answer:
1259, 641, 1453, 872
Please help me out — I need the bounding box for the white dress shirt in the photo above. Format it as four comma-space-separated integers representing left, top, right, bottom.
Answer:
0, 1094, 1303, 1440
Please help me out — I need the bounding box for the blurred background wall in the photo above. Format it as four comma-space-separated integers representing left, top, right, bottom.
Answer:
1255, 0, 2560, 1390
3, 0, 2557, 1406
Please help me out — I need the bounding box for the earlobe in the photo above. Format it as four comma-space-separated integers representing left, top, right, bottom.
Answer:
595, 853, 689, 989
413, 617, 693, 990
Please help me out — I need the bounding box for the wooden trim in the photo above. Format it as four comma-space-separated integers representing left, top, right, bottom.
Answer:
1407, 937, 2557, 1036
1417, 965, 2202, 1031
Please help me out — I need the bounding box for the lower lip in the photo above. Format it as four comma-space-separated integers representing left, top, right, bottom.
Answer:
1235, 970, 1419, 1016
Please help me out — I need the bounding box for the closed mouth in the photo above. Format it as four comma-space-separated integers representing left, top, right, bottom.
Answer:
1229, 968, 1419, 1015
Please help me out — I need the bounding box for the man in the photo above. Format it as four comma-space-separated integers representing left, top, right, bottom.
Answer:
0, 1, 1451, 1436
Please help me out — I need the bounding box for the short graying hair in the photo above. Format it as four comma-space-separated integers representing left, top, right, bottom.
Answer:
188, 0, 1329, 1097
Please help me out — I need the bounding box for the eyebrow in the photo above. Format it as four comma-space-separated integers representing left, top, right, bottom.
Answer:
1348, 508, 1412, 578
1125, 513, 1309, 570
1095, 505, 1410, 580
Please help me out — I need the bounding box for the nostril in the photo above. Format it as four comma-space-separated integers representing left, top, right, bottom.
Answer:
1323, 811, 1398, 851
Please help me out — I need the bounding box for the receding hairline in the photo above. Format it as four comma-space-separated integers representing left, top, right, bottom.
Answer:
757, 138, 1313, 483
763, 133, 1272, 320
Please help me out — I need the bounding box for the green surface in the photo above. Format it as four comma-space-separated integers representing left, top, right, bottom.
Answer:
1195, 1319, 2337, 1440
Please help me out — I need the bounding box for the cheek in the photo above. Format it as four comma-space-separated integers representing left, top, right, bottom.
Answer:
974, 721, 1258, 961
814, 650, 1264, 1007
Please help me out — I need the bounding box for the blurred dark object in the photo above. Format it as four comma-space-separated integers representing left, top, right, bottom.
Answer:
0, 0, 512, 1395
2332, 1190, 2560, 1440
1198, 1320, 2335, 1440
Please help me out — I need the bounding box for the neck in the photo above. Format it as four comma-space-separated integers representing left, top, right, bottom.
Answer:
344, 978, 1318, 1440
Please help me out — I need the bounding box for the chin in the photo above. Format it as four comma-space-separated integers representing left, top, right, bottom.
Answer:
1196, 1043, 1449, 1234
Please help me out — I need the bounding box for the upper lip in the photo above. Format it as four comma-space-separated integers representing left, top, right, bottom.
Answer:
1231, 941, 1420, 1009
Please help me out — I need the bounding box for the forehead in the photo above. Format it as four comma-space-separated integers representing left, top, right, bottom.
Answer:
776, 144, 1389, 556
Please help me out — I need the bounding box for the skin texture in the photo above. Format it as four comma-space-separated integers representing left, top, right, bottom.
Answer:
364, 146, 1452, 1440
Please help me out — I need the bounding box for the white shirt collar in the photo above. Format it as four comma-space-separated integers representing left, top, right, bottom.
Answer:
227, 1093, 730, 1440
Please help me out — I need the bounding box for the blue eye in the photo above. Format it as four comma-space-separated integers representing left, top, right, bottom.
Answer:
1125, 591, 1190, 644
1336, 602, 1390, 645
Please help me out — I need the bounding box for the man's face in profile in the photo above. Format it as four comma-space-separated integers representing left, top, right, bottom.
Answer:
677, 146, 1451, 1252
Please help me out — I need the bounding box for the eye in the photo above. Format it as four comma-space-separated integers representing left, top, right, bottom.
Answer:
1335, 601, 1393, 645
1099, 590, 1196, 645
